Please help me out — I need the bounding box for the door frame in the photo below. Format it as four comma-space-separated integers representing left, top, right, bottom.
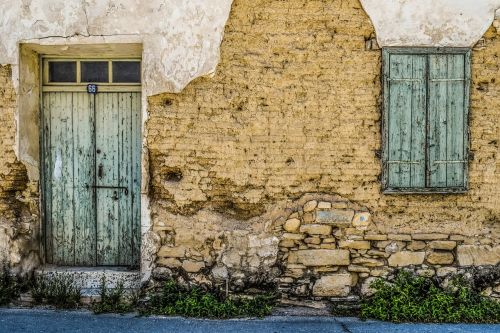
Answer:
39, 56, 142, 267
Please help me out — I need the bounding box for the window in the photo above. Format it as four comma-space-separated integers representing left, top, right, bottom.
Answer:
382, 48, 471, 193
43, 59, 141, 85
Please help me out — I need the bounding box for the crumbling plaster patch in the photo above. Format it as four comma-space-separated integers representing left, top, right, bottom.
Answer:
360, 0, 500, 47
0, 0, 234, 279
0, 0, 234, 95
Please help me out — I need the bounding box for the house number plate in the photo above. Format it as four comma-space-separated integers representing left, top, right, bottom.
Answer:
87, 84, 98, 94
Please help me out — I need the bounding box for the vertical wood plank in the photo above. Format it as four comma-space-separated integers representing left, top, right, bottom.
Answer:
49, 92, 75, 265
118, 92, 133, 265
72, 92, 97, 266
42, 93, 54, 263
96, 93, 120, 265
446, 54, 465, 187
131, 92, 142, 266
428, 54, 449, 187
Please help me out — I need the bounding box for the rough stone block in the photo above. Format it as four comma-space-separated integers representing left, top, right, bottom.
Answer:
429, 241, 457, 250
182, 260, 205, 273
316, 209, 354, 226
412, 233, 448, 240
407, 241, 426, 251
303, 200, 318, 212
158, 246, 186, 258
304, 237, 321, 245
388, 251, 425, 267
351, 257, 384, 267
303, 212, 316, 223
317, 201, 332, 209
387, 234, 411, 241
300, 224, 332, 235
457, 245, 500, 266
426, 251, 454, 265
283, 233, 305, 240
339, 240, 371, 250
352, 212, 371, 229
288, 249, 350, 266
364, 234, 388, 241
312, 273, 352, 297
284, 218, 301, 232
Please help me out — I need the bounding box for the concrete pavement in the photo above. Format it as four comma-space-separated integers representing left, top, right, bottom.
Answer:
0, 308, 498, 333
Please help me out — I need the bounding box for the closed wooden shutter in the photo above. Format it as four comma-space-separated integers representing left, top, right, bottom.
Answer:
382, 49, 470, 192
384, 53, 427, 189
428, 53, 469, 188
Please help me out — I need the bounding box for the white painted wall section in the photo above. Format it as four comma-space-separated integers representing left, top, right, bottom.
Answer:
360, 0, 500, 47
0, 0, 234, 95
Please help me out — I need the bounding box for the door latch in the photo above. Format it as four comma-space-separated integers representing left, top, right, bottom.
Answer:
86, 185, 129, 195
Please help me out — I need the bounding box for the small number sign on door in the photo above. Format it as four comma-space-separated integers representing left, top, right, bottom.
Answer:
87, 84, 98, 94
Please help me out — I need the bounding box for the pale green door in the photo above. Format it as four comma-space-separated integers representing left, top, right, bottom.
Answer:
42, 91, 141, 266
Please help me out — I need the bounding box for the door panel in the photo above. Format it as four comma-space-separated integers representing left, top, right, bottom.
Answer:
43, 91, 141, 267
43, 92, 91, 265
95, 92, 140, 266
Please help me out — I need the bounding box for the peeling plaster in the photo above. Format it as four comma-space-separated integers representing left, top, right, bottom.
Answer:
0, 0, 234, 279
0, 0, 234, 95
360, 0, 500, 47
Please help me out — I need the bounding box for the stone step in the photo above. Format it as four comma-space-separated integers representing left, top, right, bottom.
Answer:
35, 266, 142, 297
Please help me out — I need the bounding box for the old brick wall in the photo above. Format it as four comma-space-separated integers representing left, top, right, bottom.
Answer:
147, 0, 499, 297
0, 65, 39, 273
0, 0, 497, 299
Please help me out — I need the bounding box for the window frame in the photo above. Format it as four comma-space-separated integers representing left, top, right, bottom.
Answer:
381, 47, 471, 194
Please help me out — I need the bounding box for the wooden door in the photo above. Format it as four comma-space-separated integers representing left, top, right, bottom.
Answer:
42, 91, 141, 266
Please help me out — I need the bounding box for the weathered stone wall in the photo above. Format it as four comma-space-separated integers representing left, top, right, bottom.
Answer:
0, 65, 39, 274
147, 0, 500, 299
0, 0, 498, 301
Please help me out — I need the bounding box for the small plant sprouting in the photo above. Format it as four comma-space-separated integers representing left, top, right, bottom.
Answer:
143, 279, 276, 319
0, 263, 21, 306
31, 273, 81, 308
360, 270, 500, 323
92, 276, 136, 314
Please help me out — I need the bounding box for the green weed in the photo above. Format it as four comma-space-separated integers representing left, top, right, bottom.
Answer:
92, 276, 137, 314
31, 273, 81, 308
360, 270, 500, 323
143, 279, 276, 319
0, 263, 20, 306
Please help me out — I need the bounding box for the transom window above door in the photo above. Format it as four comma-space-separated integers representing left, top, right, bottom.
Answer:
43, 59, 141, 85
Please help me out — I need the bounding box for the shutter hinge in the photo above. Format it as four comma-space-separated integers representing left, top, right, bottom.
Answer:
375, 150, 382, 159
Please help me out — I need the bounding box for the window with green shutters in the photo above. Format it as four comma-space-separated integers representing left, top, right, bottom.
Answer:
382, 48, 471, 193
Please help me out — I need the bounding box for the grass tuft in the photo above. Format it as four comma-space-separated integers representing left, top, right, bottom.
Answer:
0, 263, 20, 306
143, 279, 276, 319
360, 270, 500, 323
92, 276, 137, 314
31, 273, 81, 308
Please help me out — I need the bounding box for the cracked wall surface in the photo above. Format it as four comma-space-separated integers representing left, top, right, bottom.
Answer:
0, 0, 234, 95
146, 0, 500, 299
0, 0, 499, 302
360, 0, 500, 47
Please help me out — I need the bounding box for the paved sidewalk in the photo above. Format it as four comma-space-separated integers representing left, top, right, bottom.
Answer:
0, 308, 498, 333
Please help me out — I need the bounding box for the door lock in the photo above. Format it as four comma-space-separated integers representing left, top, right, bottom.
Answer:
98, 164, 103, 178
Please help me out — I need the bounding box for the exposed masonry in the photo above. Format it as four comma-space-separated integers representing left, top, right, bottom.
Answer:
0, 0, 498, 304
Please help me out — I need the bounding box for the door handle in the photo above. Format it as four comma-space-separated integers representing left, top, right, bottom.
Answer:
98, 164, 103, 179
